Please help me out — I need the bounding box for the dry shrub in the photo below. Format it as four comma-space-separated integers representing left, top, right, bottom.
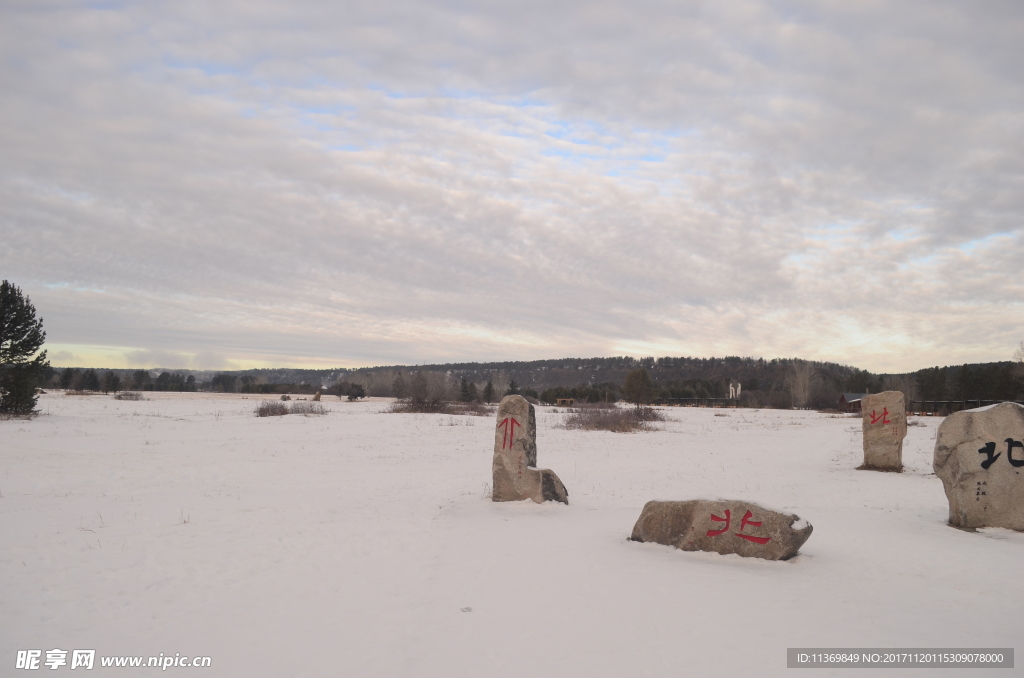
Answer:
389, 400, 452, 414
392, 400, 494, 416
389, 371, 456, 413
0, 412, 36, 421
289, 401, 327, 416
256, 400, 289, 417
562, 404, 665, 432
255, 400, 327, 417
449, 401, 494, 417
115, 391, 144, 401
631, 405, 666, 423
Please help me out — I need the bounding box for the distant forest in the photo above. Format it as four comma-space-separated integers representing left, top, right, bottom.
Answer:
41, 355, 1024, 410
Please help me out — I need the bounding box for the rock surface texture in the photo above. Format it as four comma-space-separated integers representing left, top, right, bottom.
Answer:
630, 500, 812, 560
934, 402, 1024, 530
860, 391, 907, 471
492, 395, 568, 504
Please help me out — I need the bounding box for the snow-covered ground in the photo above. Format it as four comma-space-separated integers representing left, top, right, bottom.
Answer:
2, 394, 1021, 676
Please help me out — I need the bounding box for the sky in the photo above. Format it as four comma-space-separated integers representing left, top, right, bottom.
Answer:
1, 0, 1022, 373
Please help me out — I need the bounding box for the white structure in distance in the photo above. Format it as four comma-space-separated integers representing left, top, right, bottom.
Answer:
729, 381, 742, 399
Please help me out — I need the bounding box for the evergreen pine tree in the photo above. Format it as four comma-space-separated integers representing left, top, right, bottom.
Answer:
60, 367, 77, 389
102, 371, 122, 393
81, 369, 101, 392
0, 280, 49, 413
132, 370, 151, 390
623, 368, 653, 408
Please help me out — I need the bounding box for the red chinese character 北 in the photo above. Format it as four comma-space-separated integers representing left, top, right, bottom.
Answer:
706, 508, 771, 544
869, 408, 891, 425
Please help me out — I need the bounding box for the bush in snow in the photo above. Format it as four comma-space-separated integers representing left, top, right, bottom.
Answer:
562, 404, 664, 433
289, 401, 327, 415
256, 401, 289, 417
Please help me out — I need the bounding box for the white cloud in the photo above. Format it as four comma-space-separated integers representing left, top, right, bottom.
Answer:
1, 0, 1021, 372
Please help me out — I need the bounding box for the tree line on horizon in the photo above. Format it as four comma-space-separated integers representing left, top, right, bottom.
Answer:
22, 356, 1024, 412
341, 358, 1024, 411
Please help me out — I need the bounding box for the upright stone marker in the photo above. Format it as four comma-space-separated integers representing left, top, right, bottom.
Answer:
860, 391, 907, 471
629, 500, 812, 560
492, 395, 568, 504
934, 402, 1024, 530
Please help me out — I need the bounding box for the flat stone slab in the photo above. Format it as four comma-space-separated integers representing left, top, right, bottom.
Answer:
860, 391, 907, 471
934, 402, 1024, 530
629, 499, 812, 560
492, 395, 568, 504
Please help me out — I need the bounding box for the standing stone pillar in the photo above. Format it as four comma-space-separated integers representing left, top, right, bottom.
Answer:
492, 395, 568, 504
934, 402, 1024, 530
859, 391, 907, 471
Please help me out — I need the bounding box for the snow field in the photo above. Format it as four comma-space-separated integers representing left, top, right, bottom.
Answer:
2, 394, 1021, 677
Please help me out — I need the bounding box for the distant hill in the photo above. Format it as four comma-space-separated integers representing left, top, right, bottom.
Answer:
41, 355, 1023, 409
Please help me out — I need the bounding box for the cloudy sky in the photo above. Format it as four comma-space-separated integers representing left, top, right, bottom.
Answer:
1, 1, 1021, 373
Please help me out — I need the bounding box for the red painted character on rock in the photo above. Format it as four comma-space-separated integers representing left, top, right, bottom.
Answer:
497, 417, 521, 449
706, 509, 771, 544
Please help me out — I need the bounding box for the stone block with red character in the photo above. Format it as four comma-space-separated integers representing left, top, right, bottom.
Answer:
492, 395, 568, 504
629, 499, 812, 560
860, 390, 907, 471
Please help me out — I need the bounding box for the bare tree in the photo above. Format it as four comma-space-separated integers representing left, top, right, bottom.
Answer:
492, 370, 509, 399
881, 373, 917, 411
1014, 341, 1024, 384
808, 376, 840, 410
373, 370, 402, 397
400, 371, 456, 412
349, 370, 392, 397
788, 360, 816, 409
391, 372, 406, 399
